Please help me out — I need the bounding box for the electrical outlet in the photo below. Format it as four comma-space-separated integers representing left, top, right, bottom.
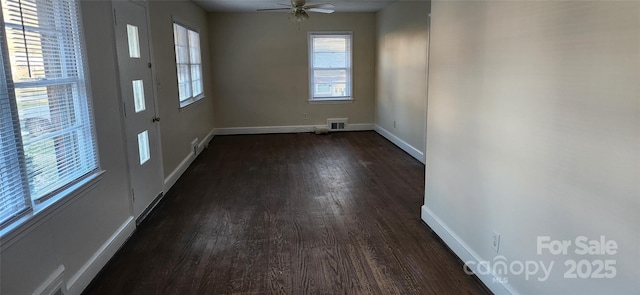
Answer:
304, 113, 308, 120
393, 121, 397, 128
492, 232, 501, 253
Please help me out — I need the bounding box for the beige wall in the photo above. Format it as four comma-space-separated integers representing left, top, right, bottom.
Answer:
1, 1, 132, 294
376, 1, 430, 154
149, 0, 215, 177
424, 1, 639, 294
0, 1, 217, 294
208, 12, 376, 128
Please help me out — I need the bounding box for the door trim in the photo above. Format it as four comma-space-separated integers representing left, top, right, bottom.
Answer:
111, 0, 165, 221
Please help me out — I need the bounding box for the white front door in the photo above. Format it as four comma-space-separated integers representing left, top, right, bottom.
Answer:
113, 0, 164, 220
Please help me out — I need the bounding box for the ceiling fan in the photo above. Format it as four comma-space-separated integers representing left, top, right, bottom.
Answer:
257, 0, 335, 22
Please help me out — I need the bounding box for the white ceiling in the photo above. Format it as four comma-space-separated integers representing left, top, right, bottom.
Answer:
193, 0, 400, 12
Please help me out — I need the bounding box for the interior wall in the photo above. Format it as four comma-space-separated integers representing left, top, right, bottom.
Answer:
148, 0, 215, 177
208, 12, 376, 128
0, 1, 133, 294
424, 1, 639, 294
0, 1, 218, 294
375, 1, 430, 155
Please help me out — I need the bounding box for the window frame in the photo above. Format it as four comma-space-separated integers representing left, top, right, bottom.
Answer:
172, 20, 204, 109
308, 31, 354, 103
0, 0, 103, 236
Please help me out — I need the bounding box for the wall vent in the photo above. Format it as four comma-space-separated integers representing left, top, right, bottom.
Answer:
327, 118, 348, 131
191, 138, 199, 156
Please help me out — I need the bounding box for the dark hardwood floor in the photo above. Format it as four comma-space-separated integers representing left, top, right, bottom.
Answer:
84, 131, 489, 295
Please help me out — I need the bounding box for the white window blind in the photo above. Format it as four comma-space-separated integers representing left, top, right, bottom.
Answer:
173, 22, 202, 107
309, 32, 352, 100
0, 0, 97, 225
0, 27, 29, 223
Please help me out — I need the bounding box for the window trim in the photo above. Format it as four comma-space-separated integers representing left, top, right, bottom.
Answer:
0, 170, 104, 248
308, 31, 353, 102
172, 19, 204, 109
0, 0, 102, 235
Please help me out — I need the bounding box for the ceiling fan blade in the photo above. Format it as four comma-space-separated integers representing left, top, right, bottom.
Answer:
307, 8, 334, 14
304, 3, 335, 9
277, 3, 291, 6
257, 8, 291, 11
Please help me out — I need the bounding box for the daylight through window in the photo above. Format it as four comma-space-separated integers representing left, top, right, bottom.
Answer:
0, 0, 98, 226
309, 32, 352, 101
173, 22, 203, 108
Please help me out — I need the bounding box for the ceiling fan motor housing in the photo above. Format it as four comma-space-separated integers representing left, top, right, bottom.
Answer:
292, 0, 306, 7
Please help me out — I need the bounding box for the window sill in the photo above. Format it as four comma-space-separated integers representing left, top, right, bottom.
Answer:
0, 170, 106, 250
179, 94, 205, 110
308, 98, 355, 105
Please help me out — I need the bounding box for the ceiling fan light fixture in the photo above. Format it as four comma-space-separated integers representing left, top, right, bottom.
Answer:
289, 9, 309, 22
258, 0, 334, 22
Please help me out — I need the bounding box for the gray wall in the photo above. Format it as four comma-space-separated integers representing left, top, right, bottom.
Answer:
149, 0, 215, 177
375, 1, 430, 155
424, 1, 639, 294
208, 12, 376, 128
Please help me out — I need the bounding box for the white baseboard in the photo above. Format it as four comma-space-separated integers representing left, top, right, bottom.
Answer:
198, 128, 216, 151
212, 124, 424, 164
164, 151, 195, 193
421, 205, 517, 295
374, 125, 425, 164
164, 128, 215, 193
66, 217, 135, 295
214, 123, 375, 135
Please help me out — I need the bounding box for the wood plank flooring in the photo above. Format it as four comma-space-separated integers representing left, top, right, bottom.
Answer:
83, 131, 489, 295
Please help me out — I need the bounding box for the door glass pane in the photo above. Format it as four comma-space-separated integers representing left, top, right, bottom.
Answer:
137, 130, 150, 165
132, 80, 146, 113
127, 25, 141, 58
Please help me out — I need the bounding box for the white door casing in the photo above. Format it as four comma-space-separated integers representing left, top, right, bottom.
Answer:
112, 0, 164, 220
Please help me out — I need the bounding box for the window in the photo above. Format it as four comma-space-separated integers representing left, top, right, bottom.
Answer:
308, 32, 352, 101
0, 0, 98, 226
173, 22, 203, 108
